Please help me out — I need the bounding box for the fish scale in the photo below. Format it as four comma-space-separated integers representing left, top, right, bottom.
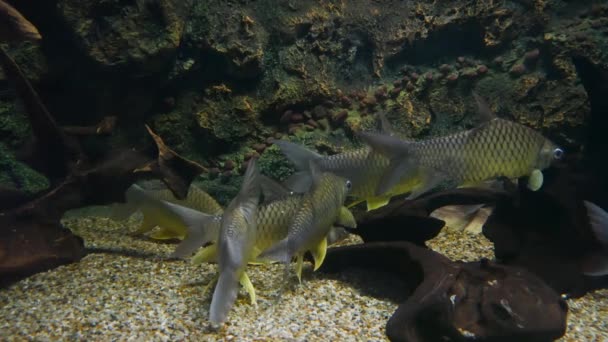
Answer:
276, 140, 423, 211
412, 119, 549, 184
254, 195, 301, 252
146, 186, 223, 215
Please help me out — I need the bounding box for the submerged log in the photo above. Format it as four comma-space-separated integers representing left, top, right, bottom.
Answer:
321, 242, 568, 342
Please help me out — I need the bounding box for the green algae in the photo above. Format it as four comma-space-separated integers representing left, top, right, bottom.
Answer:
0, 101, 30, 149
0, 143, 49, 195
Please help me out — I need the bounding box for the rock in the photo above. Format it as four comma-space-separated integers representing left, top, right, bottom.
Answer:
320, 242, 568, 342
57, 0, 185, 72
0, 220, 85, 287
331, 109, 348, 125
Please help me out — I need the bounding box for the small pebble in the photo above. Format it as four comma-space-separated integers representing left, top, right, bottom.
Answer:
446, 73, 459, 83
510, 63, 526, 76
439, 64, 451, 74
208, 167, 220, 178
223, 160, 235, 171
253, 143, 266, 153
523, 48, 540, 63
332, 110, 348, 125
290, 113, 304, 123
307, 119, 319, 128
476, 65, 488, 74
389, 87, 402, 97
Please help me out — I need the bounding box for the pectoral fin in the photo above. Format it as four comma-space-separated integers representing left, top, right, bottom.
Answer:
336, 206, 357, 228
239, 272, 257, 305
406, 170, 447, 200
366, 197, 390, 211
527, 169, 543, 191
192, 244, 218, 265
150, 227, 184, 240
311, 237, 328, 271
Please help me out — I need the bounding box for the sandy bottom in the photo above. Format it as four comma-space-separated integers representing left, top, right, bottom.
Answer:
1, 216, 606, 341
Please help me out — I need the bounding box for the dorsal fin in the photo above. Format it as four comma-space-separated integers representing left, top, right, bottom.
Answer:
309, 159, 322, 189
378, 112, 396, 136
259, 174, 293, 202
472, 91, 495, 123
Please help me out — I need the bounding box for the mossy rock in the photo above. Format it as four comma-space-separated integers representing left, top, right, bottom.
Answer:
0, 143, 49, 195
57, 0, 185, 72
258, 145, 294, 182
0, 101, 31, 150
194, 93, 263, 144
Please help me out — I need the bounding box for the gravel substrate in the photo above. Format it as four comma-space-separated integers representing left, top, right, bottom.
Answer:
1, 215, 606, 341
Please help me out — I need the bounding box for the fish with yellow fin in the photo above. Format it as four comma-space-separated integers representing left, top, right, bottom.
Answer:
209, 159, 261, 325
359, 93, 564, 198
258, 161, 353, 283
189, 176, 357, 281
274, 135, 422, 212
110, 181, 222, 240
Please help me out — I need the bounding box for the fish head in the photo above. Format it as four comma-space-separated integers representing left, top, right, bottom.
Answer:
536, 139, 564, 169
313, 172, 352, 209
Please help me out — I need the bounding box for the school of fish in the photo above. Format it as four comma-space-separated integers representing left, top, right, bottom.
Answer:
104, 93, 577, 325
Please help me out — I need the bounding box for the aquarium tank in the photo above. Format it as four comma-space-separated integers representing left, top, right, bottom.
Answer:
1, 0, 608, 340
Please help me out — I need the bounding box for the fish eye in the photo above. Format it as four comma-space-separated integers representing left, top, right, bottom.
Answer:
552, 148, 564, 160
345, 180, 352, 190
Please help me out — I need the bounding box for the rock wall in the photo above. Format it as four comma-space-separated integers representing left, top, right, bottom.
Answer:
1, 0, 605, 203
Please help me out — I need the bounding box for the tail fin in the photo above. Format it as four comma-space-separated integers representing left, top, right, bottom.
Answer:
357, 132, 418, 196
167, 202, 221, 258
472, 91, 495, 122
209, 269, 240, 325
274, 140, 322, 193
108, 203, 138, 221
109, 184, 147, 220
585, 201, 608, 245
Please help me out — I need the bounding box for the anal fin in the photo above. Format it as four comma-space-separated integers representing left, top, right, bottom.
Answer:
311, 237, 328, 271
295, 254, 304, 284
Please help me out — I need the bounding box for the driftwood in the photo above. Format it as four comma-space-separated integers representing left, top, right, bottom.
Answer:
0, 46, 206, 284
0, 0, 41, 42
321, 242, 568, 342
